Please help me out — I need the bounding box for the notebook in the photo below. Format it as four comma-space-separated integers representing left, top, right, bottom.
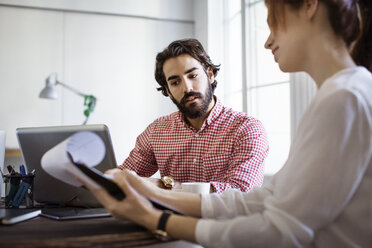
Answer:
0, 208, 41, 225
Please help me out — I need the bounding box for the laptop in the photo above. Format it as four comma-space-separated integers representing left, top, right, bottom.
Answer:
16, 124, 116, 219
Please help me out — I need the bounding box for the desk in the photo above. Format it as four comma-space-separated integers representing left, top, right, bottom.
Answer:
0, 215, 161, 247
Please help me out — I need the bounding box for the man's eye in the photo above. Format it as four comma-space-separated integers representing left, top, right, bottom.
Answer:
190, 74, 198, 78
170, 81, 179, 86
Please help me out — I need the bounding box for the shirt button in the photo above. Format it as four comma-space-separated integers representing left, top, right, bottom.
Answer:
193, 158, 197, 163
195, 133, 199, 137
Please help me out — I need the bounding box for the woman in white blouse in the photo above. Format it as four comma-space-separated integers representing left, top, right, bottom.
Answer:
81, 0, 372, 247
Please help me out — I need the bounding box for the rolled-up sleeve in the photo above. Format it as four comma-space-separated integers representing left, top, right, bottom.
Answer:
119, 121, 158, 177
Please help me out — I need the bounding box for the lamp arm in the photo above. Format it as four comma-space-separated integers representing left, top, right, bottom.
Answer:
56, 81, 86, 97
54, 80, 97, 125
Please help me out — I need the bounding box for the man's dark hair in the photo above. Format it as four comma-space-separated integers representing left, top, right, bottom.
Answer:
155, 38, 220, 96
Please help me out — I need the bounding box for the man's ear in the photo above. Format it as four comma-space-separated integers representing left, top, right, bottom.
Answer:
305, 0, 318, 20
165, 87, 172, 98
207, 67, 215, 85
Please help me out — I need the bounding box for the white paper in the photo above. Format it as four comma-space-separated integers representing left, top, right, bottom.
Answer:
41, 131, 106, 189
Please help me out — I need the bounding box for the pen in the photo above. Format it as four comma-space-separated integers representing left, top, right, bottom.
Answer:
5, 172, 21, 207
19, 165, 26, 176
7, 165, 15, 174
26, 169, 35, 206
12, 174, 33, 207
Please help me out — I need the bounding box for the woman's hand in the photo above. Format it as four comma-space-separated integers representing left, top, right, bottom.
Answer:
105, 168, 165, 200
78, 169, 162, 230
78, 169, 201, 243
113, 169, 202, 218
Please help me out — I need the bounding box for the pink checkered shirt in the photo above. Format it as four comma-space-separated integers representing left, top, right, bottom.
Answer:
119, 98, 268, 193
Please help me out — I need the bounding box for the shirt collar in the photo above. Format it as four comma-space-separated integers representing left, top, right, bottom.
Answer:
205, 96, 222, 126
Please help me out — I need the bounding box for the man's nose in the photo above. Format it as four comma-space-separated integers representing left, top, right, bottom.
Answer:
181, 79, 193, 93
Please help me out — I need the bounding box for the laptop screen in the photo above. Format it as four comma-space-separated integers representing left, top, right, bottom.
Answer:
16, 124, 117, 207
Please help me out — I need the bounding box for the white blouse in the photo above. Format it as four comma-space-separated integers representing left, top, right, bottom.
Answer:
196, 67, 372, 248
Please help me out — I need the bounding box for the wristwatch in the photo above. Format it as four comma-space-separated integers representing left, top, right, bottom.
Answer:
152, 211, 172, 241
161, 176, 174, 189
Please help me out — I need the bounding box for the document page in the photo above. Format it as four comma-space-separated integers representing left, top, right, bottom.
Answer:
41, 131, 106, 189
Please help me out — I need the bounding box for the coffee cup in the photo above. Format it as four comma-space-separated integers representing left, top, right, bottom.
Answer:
181, 182, 210, 194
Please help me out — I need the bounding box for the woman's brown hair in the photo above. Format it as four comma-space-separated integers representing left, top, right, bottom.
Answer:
265, 0, 372, 72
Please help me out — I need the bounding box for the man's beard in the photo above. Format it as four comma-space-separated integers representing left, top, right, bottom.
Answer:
170, 83, 213, 119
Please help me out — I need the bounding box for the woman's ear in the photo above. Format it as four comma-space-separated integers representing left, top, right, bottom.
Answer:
305, 0, 318, 20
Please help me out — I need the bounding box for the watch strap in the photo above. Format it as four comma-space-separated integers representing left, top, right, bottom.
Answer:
157, 211, 171, 231
152, 211, 172, 241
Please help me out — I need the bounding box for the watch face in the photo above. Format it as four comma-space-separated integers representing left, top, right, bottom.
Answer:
161, 176, 174, 188
163, 178, 172, 184
152, 229, 172, 241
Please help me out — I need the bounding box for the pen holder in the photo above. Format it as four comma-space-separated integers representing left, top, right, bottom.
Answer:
3, 174, 35, 208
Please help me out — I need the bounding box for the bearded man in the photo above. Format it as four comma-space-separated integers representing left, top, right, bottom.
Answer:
119, 39, 269, 193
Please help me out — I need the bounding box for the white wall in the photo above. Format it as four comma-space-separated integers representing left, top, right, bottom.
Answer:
0, 6, 65, 140
193, 0, 225, 99
0, 0, 194, 163
0, 0, 194, 21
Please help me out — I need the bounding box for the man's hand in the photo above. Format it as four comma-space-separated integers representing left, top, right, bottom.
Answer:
144, 177, 182, 190
145, 178, 165, 189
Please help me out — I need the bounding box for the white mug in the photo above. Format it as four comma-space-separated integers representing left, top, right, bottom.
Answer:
181, 182, 210, 194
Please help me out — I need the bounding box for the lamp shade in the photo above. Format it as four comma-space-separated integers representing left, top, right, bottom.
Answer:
39, 73, 59, 99
39, 85, 58, 99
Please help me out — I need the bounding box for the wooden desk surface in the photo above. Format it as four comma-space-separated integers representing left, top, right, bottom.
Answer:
0, 215, 161, 247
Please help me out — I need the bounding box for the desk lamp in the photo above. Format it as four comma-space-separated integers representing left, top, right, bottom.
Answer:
39, 73, 97, 125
